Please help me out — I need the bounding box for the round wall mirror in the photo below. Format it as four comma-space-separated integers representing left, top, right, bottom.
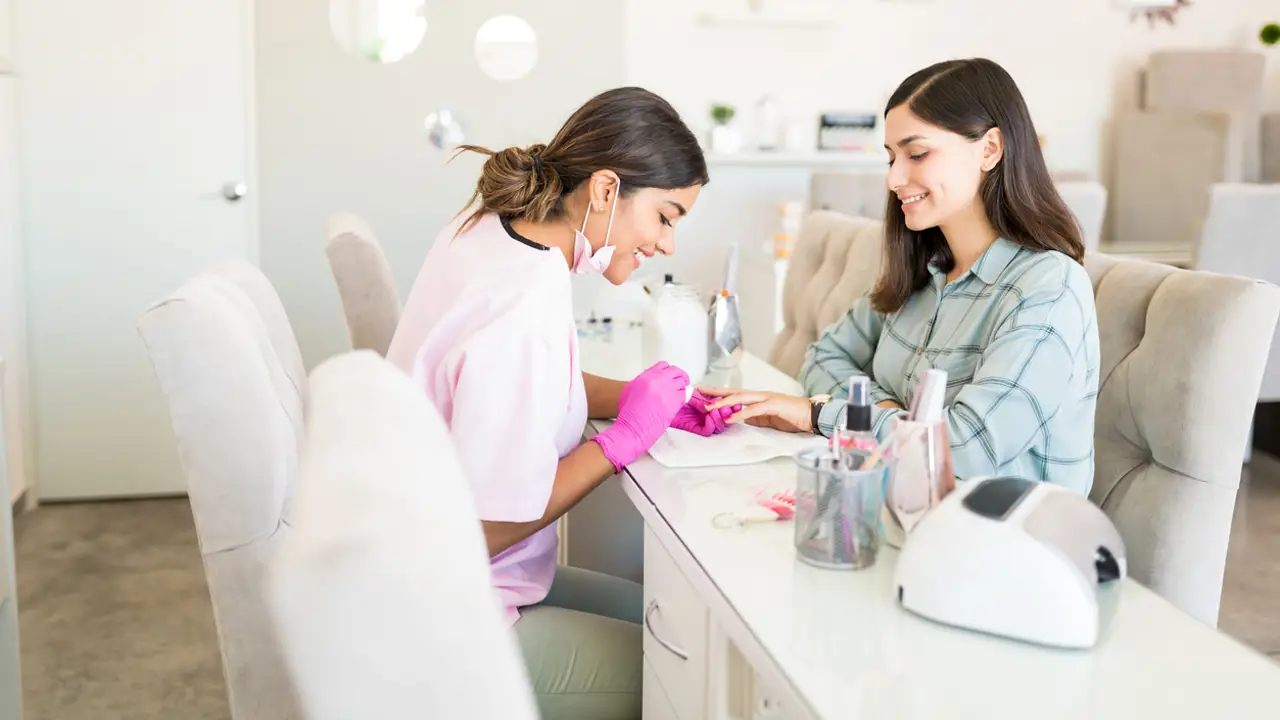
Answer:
474, 15, 538, 81
330, 0, 428, 64
424, 109, 466, 151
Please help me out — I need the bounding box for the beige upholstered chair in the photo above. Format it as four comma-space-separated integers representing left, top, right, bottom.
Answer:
1263, 113, 1280, 183
768, 211, 884, 377
325, 213, 402, 356
1144, 50, 1267, 183
138, 260, 306, 719
1108, 50, 1267, 257
1193, 183, 1280, 402
1110, 111, 1240, 254
269, 351, 537, 720
769, 212, 1280, 626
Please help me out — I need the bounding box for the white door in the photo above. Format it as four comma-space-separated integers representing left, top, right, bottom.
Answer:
0, 76, 31, 506
17, 0, 256, 499
256, 0, 625, 368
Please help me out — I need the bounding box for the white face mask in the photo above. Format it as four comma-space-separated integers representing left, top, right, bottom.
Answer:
571, 181, 620, 275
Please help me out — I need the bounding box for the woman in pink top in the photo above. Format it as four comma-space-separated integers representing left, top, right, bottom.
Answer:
386, 88, 730, 720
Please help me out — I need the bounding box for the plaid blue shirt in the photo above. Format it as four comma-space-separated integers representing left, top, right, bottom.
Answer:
800, 238, 1099, 495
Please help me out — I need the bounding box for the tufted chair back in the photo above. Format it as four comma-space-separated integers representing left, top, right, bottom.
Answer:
768, 212, 884, 377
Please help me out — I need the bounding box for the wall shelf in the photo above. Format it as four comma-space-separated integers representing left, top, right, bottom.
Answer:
695, 11, 830, 29
705, 151, 887, 167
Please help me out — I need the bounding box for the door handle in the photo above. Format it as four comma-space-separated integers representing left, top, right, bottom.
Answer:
643, 600, 688, 660
221, 182, 248, 202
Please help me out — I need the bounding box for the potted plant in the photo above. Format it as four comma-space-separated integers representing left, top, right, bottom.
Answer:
708, 103, 742, 154
1262, 23, 1280, 47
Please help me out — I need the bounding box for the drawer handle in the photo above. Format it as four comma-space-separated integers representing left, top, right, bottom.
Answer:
644, 600, 689, 661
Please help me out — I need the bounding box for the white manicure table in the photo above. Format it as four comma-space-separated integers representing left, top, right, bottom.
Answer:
576, 328, 1280, 720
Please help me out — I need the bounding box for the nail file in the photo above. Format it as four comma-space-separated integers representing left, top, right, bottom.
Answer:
911, 369, 948, 424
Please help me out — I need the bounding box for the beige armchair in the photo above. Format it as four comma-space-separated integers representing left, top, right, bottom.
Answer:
269, 351, 537, 720
768, 211, 883, 377
1109, 111, 1239, 254
325, 213, 402, 356
138, 260, 306, 719
770, 212, 1280, 626
1263, 114, 1280, 183
1193, 183, 1280, 402
1106, 50, 1267, 260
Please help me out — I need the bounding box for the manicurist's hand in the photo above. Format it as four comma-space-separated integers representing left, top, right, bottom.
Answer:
591, 362, 690, 470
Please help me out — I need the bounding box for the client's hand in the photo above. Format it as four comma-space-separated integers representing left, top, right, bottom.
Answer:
699, 387, 813, 434
670, 390, 740, 437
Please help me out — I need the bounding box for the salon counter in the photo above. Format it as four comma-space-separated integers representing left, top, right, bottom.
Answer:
578, 329, 1280, 720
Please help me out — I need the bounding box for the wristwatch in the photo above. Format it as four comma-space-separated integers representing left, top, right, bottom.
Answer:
809, 394, 832, 436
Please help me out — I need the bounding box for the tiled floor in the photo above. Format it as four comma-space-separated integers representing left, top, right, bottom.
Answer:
11, 457, 1280, 718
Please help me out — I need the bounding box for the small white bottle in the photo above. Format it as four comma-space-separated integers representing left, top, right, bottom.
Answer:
755, 95, 781, 151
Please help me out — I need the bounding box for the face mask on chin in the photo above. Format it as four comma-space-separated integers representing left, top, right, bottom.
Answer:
571, 181, 620, 275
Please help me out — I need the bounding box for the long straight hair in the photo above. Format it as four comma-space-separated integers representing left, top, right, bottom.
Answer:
871, 58, 1084, 314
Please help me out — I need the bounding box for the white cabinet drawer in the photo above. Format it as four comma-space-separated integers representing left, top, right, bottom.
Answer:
642, 655, 680, 720
643, 526, 708, 720
752, 674, 799, 720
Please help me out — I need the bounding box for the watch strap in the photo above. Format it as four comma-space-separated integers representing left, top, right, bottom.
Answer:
810, 398, 828, 436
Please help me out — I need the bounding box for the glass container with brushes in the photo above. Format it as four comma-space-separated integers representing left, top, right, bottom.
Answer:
793, 446, 885, 570
881, 368, 957, 548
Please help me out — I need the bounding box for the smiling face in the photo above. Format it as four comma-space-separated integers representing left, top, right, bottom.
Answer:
883, 105, 997, 233
581, 174, 702, 285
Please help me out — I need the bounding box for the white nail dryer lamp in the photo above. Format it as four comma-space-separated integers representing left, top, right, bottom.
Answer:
894, 476, 1126, 649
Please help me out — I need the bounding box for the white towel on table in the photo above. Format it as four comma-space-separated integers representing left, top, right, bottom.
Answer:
646, 423, 826, 469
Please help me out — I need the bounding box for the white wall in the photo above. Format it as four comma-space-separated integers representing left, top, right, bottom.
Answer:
256, 0, 627, 368
624, 0, 1280, 181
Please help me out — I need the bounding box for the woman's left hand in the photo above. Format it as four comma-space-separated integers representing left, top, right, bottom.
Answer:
699, 387, 813, 434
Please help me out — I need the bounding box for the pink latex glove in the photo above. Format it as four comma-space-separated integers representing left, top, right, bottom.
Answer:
670, 390, 740, 437
592, 361, 690, 471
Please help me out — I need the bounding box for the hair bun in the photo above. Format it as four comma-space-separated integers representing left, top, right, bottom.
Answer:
461, 143, 564, 224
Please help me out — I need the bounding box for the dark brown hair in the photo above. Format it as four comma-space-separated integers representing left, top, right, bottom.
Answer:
871, 58, 1084, 313
455, 87, 709, 231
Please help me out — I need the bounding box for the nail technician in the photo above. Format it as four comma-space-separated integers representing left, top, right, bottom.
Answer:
704, 58, 1101, 496
386, 87, 729, 720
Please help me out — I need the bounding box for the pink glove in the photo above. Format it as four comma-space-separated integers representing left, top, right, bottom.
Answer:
592, 362, 690, 471
670, 390, 740, 437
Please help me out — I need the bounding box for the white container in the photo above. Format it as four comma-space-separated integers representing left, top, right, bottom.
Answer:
709, 124, 743, 154
642, 279, 709, 384
755, 95, 781, 151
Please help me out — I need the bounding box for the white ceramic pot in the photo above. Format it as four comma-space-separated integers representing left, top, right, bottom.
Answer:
709, 124, 743, 154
